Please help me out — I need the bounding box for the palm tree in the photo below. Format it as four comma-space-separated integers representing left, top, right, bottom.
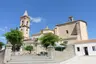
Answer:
0, 42, 4, 50
39, 33, 59, 49
4, 28, 24, 52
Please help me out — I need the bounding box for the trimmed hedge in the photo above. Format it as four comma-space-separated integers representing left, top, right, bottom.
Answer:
55, 47, 66, 51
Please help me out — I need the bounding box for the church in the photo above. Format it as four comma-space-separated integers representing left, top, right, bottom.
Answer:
20, 11, 88, 41
19, 10, 88, 54
3, 11, 96, 64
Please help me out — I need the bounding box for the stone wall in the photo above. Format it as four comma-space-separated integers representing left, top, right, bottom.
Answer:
0, 50, 4, 64
54, 44, 75, 62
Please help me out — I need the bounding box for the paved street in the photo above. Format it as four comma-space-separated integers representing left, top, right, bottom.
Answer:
60, 56, 96, 64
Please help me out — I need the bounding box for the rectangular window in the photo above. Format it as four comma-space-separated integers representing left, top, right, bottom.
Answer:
77, 47, 80, 51
92, 46, 96, 51
66, 30, 69, 34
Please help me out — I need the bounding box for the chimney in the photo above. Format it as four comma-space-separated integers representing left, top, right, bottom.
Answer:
69, 16, 74, 21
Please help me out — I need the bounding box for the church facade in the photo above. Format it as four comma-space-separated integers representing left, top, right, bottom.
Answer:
19, 11, 88, 54
4, 11, 96, 64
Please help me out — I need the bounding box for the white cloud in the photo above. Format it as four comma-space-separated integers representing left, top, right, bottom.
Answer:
29, 16, 42, 23
0, 36, 6, 40
0, 28, 5, 32
0, 26, 8, 32
5, 26, 8, 29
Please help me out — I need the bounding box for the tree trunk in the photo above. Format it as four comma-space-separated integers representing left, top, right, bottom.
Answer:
0, 46, 2, 50
29, 51, 31, 54
12, 45, 16, 52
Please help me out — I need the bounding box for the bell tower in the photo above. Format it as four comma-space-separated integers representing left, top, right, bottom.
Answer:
19, 10, 30, 39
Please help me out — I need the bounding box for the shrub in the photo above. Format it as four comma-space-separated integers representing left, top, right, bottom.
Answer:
25, 45, 33, 54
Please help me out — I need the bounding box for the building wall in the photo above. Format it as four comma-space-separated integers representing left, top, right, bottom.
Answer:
75, 43, 96, 56
54, 44, 75, 62
55, 21, 88, 41
79, 21, 88, 40
20, 17, 30, 27
31, 35, 40, 39
20, 27, 29, 38
20, 16, 30, 39
55, 23, 76, 39
42, 30, 54, 34
31, 29, 54, 40
23, 40, 46, 54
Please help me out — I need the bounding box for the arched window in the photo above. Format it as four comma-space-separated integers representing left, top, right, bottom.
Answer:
26, 21, 28, 25
26, 28, 28, 31
22, 21, 24, 25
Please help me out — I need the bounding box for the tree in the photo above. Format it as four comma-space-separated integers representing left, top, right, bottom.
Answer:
4, 28, 24, 51
25, 45, 33, 54
0, 42, 4, 50
39, 33, 59, 49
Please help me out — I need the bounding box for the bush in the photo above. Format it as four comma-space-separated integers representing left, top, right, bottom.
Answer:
25, 45, 33, 54
55, 46, 66, 51
0, 42, 4, 50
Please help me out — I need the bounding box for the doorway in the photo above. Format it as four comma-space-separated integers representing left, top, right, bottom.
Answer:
84, 47, 89, 55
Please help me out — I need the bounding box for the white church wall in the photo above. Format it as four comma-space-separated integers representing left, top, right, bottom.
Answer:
75, 44, 85, 56
75, 43, 96, 56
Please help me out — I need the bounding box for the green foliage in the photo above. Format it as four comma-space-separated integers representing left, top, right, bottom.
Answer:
4, 28, 24, 51
39, 33, 59, 49
55, 46, 65, 51
25, 45, 33, 53
4, 29, 23, 45
0, 42, 4, 50
0, 42, 4, 46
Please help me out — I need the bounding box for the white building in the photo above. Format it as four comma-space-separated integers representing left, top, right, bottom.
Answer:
74, 39, 96, 56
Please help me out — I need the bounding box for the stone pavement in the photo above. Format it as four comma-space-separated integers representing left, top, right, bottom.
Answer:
60, 56, 96, 64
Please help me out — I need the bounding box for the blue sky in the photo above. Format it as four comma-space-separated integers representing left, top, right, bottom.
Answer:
0, 0, 96, 43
